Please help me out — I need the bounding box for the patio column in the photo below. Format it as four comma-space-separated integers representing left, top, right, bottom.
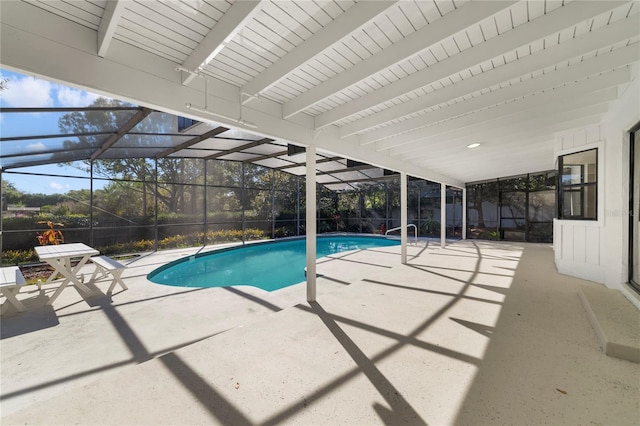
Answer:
306, 145, 317, 302
441, 183, 446, 248
462, 187, 467, 240
401, 172, 407, 264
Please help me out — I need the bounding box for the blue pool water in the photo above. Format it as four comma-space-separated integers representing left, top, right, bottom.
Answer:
147, 235, 400, 291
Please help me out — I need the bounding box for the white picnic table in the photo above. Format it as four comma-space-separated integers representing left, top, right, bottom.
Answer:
34, 243, 100, 305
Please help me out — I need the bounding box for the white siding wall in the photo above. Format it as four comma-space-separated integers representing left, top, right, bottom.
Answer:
553, 64, 640, 308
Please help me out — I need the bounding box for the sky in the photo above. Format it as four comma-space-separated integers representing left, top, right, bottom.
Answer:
1, 68, 108, 195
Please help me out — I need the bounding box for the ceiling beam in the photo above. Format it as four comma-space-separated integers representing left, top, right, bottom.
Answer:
282, 0, 514, 119
416, 133, 555, 163
0, 0, 463, 187
382, 85, 619, 156
360, 55, 640, 151
360, 20, 637, 145
370, 75, 629, 151
155, 126, 229, 158
405, 110, 607, 162
424, 153, 556, 182
241, 0, 395, 100
332, 0, 627, 136
401, 106, 608, 161
180, 1, 263, 86
91, 107, 153, 160
369, 68, 630, 150
97, 0, 125, 58
205, 137, 273, 160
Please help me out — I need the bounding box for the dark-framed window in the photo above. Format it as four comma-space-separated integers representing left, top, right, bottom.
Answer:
558, 148, 598, 220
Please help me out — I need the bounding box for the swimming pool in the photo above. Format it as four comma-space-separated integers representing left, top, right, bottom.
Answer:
147, 235, 400, 291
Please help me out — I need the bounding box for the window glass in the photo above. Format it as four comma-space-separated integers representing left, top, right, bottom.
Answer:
558, 149, 597, 220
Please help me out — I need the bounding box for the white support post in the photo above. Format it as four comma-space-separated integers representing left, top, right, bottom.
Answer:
306, 146, 317, 302
441, 183, 446, 248
462, 187, 467, 240
401, 172, 408, 264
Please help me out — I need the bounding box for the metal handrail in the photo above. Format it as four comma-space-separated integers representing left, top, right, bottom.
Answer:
385, 224, 417, 243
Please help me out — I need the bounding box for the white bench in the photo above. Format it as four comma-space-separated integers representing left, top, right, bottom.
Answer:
1, 266, 27, 315
89, 256, 128, 295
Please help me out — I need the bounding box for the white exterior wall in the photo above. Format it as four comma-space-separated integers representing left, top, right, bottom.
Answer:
554, 64, 640, 308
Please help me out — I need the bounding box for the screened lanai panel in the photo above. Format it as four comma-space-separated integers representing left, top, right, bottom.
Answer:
195, 138, 261, 151
169, 149, 223, 158
93, 158, 156, 181
316, 174, 341, 184
236, 144, 284, 157
316, 160, 347, 173
331, 170, 378, 182
190, 127, 262, 142
279, 166, 305, 175
0, 111, 137, 137
2, 152, 71, 169
100, 147, 175, 158
323, 183, 356, 192
284, 152, 307, 164
0, 148, 98, 169
244, 163, 273, 189
1, 135, 106, 157
359, 169, 385, 179
178, 120, 224, 135
206, 160, 242, 187
219, 152, 263, 161
253, 157, 295, 169
156, 158, 205, 184
105, 134, 195, 155
129, 111, 177, 133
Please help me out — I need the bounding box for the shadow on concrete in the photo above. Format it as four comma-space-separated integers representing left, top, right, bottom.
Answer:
261, 242, 490, 425
0, 333, 220, 402
223, 287, 282, 312
0, 305, 59, 339
452, 244, 640, 425
449, 317, 495, 338
309, 301, 427, 425
159, 352, 253, 426
57, 287, 208, 318
363, 278, 504, 306
319, 250, 394, 268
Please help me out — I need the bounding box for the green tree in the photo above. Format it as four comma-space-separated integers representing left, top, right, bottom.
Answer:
57, 98, 204, 215
467, 181, 499, 229
1, 181, 23, 208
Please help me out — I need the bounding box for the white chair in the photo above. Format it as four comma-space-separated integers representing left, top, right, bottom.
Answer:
89, 256, 128, 295
1, 266, 27, 315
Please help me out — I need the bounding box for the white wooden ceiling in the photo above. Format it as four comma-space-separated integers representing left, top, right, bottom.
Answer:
1, 0, 639, 186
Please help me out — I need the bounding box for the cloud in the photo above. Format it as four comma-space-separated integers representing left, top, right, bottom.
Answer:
26, 142, 47, 152
0, 72, 103, 108
1, 75, 54, 107
49, 181, 66, 191
56, 86, 100, 107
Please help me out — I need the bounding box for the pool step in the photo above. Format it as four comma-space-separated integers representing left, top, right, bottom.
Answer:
578, 285, 640, 363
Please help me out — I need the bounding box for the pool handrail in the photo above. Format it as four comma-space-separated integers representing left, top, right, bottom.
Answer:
385, 224, 417, 243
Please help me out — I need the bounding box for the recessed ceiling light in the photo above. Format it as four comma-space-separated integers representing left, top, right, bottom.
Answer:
467, 143, 481, 149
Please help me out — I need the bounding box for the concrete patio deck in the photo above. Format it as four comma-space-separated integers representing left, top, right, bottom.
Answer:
1, 240, 638, 425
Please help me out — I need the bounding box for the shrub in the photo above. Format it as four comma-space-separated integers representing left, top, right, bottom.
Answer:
1, 249, 38, 266
420, 220, 440, 235
1, 228, 270, 264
